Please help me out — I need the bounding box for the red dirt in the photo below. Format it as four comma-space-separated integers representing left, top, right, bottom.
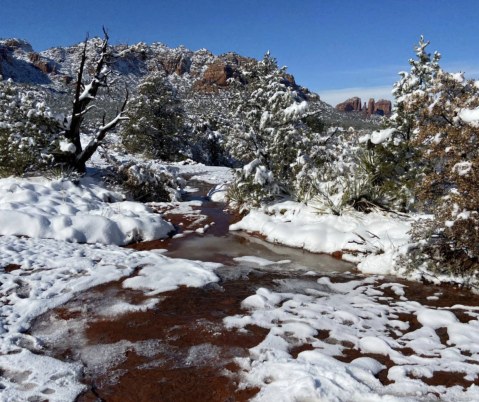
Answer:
3, 264, 21, 273
35, 270, 296, 402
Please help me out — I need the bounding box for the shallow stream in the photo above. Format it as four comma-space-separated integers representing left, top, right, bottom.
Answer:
28, 180, 479, 401
28, 180, 354, 401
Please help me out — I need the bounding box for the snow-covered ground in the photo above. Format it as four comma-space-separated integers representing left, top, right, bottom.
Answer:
0, 233, 220, 401
225, 274, 479, 401
1, 161, 478, 401
167, 160, 235, 184
0, 176, 173, 245
230, 200, 412, 276
0, 167, 224, 401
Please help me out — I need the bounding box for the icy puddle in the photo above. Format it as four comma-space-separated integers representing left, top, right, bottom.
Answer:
29, 267, 329, 401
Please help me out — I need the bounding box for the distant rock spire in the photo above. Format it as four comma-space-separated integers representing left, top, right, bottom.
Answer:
335, 96, 392, 117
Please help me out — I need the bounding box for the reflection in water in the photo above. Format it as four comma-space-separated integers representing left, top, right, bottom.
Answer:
165, 231, 353, 274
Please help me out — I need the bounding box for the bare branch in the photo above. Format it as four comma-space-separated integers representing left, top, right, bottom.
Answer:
74, 36, 89, 106
74, 104, 96, 119
320, 128, 339, 146
75, 90, 129, 169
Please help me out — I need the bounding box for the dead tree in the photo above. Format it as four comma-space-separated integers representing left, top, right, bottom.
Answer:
63, 28, 128, 173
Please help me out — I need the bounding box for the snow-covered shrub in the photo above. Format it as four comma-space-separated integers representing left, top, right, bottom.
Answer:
383, 37, 479, 276
0, 80, 61, 177
104, 154, 180, 202
120, 72, 186, 161
310, 159, 387, 216
353, 141, 417, 211
227, 52, 312, 207
296, 126, 389, 214
187, 118, 231, 166
357, 37, 441, 212
410, 70, 479, 275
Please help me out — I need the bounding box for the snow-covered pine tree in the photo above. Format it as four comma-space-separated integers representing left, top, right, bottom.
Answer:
227, 52, 310, 207
392, 35, 441, 140
186, 117, 227, 166
0, 79, 61, 176
412, 69, 479, 275
361, 36, 442, 211
120, 72, 185, 160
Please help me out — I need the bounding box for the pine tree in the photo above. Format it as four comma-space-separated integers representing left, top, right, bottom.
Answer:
412, 69, 479, 275
227, 52, 310, 206
0, 80, 61, 176
120, 72, 185, 160
362, 36, 442, 211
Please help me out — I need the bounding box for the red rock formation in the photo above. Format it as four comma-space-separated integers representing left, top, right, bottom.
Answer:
373, 99, 392, 116
336, 97, 362, 112
202, 60, 233, 86
28, 52, 56, 74
159, 54, 190, 76
336, 96, 392, 117
368, 98, 375, 115
195, 55, 249, 91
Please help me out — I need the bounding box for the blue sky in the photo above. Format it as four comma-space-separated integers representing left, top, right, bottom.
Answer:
2, 0, 479, 105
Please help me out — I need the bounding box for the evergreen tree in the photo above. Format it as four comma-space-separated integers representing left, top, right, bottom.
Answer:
227, 52, 310, 206
412, 69, 479, 275
362, 36, 441, 211
0, 80, 61, 177
120, 72, 185, 160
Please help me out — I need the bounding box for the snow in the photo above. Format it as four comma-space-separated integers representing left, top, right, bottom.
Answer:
283, 100, 308, 118
225, 275, 479, 401
0, 349, 85, 402
451, 72, 465, 83
416, 308, 458, 329
452, 161, 472, 176
230, 201, 411, 275
369, 128, 397, 144
167, 162, 234, 184
59, 139, 76, 153
0, 234, 221, 400
0, 177, 173, 245
123, 258, 220, 295
207, 182, 229, 202
233, 256, 290, 267
0, 168, 236, 400
458, 107, 479, 126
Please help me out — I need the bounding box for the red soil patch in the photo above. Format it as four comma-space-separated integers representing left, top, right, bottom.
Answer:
3, 264, 21, 273
34, 271, 295, 402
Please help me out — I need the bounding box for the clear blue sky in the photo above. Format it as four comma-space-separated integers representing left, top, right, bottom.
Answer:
2, 0, 479, 105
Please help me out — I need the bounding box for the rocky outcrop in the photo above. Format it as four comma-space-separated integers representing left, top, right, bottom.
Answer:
0, 39, 51, 84
372, 99, 392, 116
201, 60, 234, 86
194, 53, 252, 91
336, 96, 392, 117
368, 98, 375, 115
336, 97, 362, 112
28, 53, 56, 74
1, 38, 33, 53
159, 54, 191, 76
0, 37, 314, 109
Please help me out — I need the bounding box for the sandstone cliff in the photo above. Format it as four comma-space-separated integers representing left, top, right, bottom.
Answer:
335, 96, 392, 117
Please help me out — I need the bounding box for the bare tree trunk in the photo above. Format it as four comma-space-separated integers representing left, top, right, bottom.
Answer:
75, 95, 128, 171
62, 28, 128, 173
